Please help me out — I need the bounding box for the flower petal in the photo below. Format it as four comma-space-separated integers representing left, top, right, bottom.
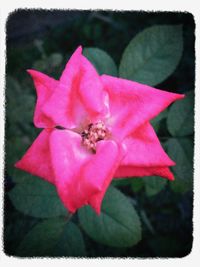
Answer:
113, 123, 175, 181
15, 129, 55, 184
121, 122, 175, 167
50, 129, 120, 213
101, 75, 184, 140
42, 46, 109, 129
114, 166, 174, 181
27, 69, 59, 128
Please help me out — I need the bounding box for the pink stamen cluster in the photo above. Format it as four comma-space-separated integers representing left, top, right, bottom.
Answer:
81, 121, 107, 152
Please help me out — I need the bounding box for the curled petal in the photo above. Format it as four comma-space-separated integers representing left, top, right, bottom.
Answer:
114, 165, 174, 181
121, 122, 175, 167
42, 47, 109, 129
101, 75, 184, 141
114, 123, 175, 181
27, 70, 59, 128
15, 129, 55, 184
50, 129, 120, 213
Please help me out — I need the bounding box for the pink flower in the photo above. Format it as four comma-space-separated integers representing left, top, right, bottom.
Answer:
15, 46, 184, 214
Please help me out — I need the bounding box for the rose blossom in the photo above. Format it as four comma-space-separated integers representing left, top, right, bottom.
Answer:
15, 46, 184, 214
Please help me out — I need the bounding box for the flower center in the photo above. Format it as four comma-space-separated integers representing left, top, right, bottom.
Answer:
81, 121, 107, 152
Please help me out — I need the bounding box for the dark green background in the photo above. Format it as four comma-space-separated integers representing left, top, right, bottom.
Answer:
4, 10, 194, 257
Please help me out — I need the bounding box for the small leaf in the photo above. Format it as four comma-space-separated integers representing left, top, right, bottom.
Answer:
167, 91, 194, 137
143, 176, 167, 197
111, 177, 131, 187
165, 138, 193, 193
48, 53, 63, 67
119, 25, 183, 86
16, 219, 85, 257
78, 186, 141, 247
170, 177, 192, 193
83, 47, 118, 76
131, 178, 144, 193
8, 177, 67, 218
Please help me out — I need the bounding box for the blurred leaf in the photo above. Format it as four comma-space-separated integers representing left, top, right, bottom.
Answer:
151, 109, 168, 132
33, 53, 63, 71
167, 91, 194, 137
49, 53, 63, 67
143, 176, 167, 197
131, 178, 144, 193
111, 177, 131, 187
165, 138, 193, 193
170, 177, 192, 194
32, 59, 46, 71
6, 76, 35, 136
16, 219, 85, 257
83, 47, 118, 76
6, 136, 31, 173
119, 25, 183, 86
8, 177, 67, 218
78, 186, 141, 247
4, 210, 39, 255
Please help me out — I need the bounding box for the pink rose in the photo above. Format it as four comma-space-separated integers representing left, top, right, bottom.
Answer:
15, 46, 184, 214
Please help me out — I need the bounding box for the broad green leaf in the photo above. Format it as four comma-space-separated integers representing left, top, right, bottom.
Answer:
119, 25, 183, 86
167, 91, 194, 137
53, 221, 86, 257
165, 138, 193, 193
131, 178, 144, 193
151, 109, 168, 132
78, 186, 141, 247
143, 176, 167, 197
8, 177, 67, 218
83, 47, 118, 76
16, 219, 85, 257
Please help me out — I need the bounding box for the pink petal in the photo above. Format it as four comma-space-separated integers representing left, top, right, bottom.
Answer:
42, 46, 109, 129
121, 122, 175, 167
113, 123, 175, 181
101, 75, 184, 141
27, 69, 59, 128
114, 166, 174, 181
50, 129, 120, 213
15, 129, 55, 184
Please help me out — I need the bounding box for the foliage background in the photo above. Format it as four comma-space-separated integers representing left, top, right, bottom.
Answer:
4, 10, 194, 257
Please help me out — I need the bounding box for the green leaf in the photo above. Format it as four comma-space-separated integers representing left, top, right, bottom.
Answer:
165, 138, 193, 193
8, 177, 67, 218
143, 176, 167, 197
78, 186, 141, 247
119, 25, 183, 86
167, 91, 194, 137
151, 109, 168, 132
53, 221, 86, 257
16, 219, 85, 257
83, 47, 118, 76
111, 177, 132, 187
170, 177, 192, 194
6, 76, 35, 128
131, 178, 144, 193
48, 53, 63, 67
